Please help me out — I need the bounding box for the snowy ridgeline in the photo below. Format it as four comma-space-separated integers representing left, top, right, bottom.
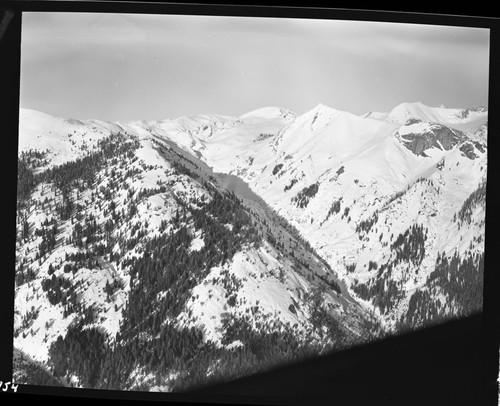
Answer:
14, 101, 486, 390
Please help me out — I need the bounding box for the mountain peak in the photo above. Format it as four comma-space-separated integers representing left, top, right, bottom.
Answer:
468, 105, 488, 113
386, 102, 488, 134
309, 103, 340, 115
386, 101, 429, 122
240, 106, 295, 120
312, 102, 328, 110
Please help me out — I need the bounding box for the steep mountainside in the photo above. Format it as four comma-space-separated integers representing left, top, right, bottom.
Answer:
15, 108, 378, 391
14, 101, 486, 390
148, 101, 487, 331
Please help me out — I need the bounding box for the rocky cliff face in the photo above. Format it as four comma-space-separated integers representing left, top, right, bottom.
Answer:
397, 121, 467, 156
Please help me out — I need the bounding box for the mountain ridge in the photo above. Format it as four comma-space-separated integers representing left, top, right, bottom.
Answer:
14, 100, 486, 391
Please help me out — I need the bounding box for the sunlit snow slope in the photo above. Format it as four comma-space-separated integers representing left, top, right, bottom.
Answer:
151, 101, 487, 330
15, 106, 381, 390
14, 99, 486, 390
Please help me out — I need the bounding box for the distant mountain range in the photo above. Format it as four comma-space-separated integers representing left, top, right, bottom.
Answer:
14, 101, 486, 391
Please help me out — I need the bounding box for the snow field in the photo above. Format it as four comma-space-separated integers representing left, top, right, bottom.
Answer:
14, 101, 488, 384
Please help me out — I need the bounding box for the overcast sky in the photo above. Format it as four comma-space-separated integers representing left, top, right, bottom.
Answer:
20, 12, 490, 121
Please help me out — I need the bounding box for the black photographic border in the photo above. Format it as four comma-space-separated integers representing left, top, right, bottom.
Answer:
2, 2, 498, 405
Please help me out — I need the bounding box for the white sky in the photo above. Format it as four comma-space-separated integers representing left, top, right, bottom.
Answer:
20, 12, 490, 121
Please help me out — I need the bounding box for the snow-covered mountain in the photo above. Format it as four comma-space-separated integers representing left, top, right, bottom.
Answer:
14, 101, 486, 390
384, 101, 488, 132
146, 101, 486, 329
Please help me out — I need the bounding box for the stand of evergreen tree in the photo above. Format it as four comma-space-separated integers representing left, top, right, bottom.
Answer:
49, 324, 107, 388
397, 249, 484, 332
24, 132, 367, 392
13, 348, 63, 387
353, 223, 427, 315
456, 180, 486, 226
292, 182, 319, 208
